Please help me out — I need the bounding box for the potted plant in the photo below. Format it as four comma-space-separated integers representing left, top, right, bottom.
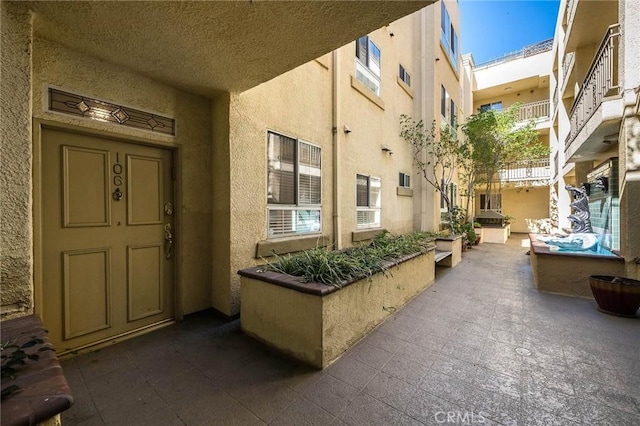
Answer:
589, 275, 640, 317
473, 222, 482, 245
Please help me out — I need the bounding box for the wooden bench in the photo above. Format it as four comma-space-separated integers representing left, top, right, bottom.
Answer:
1, 315, 74, 426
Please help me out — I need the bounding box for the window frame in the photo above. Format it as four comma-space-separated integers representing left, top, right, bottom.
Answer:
440, 2, 459, 72
355, 36, 382, 96
479, 193, 502, 213
480, 101, 503, 112
450, 98, 457, 128
399, 64, 411, 87
266, 131, 322, 238
356, 174, 382, 229
398, 172, 411, 188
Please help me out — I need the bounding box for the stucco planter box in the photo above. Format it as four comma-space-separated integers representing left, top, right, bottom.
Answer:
529, 234, 625, 298
238, 247, 435, 368
435, 235, 463, 267
482, 225, 510, 244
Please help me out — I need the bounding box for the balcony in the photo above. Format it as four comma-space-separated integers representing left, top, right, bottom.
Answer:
561, 51, 576, 96
477, 158, 551, 185
565, 24, 621, 161
517, 100, 550, 124
475, 38, 552, 69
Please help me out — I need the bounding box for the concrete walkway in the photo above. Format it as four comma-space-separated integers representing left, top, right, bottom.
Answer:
60, 236, 640, 425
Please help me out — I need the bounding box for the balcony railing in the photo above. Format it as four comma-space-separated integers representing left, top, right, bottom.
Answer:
566, 24, 620, 148
475, 38, 553, 69
517, 100, 550, 123
552, 85, 558, 115
523, 39, 554, 58
562, 51, 575, 79
566, 0, 577, 30
477, 158, 551, 183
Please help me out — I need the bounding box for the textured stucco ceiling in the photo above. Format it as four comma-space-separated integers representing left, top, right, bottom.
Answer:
29, 1, 433, 98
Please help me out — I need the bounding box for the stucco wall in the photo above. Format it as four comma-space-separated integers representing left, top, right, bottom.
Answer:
1, 2, 34, 318
474, 50, 552, 91
223, 60, 334, 315
502, 187, 550, 233
30, 38, 213, 316
339, 21, 417, 243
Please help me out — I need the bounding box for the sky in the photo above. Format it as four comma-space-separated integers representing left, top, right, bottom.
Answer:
459, 0, 561, 65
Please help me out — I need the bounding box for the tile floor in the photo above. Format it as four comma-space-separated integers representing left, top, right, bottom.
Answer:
60, 236, 640, 425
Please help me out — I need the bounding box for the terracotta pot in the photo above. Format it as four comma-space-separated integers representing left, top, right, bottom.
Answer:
589, 275, 640, 317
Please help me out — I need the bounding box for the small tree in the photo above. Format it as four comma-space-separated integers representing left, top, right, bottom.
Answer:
462, 103, 548, 211
400, 115, 469, 234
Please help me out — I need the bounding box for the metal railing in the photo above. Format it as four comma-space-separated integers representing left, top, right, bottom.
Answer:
562, 51, 575, 79
566, 0, 577, 30
517, 100, 550, 122
475, 38, 553, 69
566, 24, 620, 148
523, 39, 554, 58
477, 158, 551, 183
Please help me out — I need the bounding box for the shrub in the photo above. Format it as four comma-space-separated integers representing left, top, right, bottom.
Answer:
264, 231, 441, 287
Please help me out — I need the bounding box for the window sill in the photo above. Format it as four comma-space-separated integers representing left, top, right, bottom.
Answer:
352, 228, 384, 242
397, 186, 413, 197
350, 76, 385, 110
396, 77, 414, 99
256, 234, 329, 258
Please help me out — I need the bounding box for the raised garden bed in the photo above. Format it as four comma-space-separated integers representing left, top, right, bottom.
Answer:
238, 235, 436, 368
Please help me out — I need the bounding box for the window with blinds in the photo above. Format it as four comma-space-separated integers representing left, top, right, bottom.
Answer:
267, 131, 321, 237
399, 65, 411, 87
356, 174, 381, 229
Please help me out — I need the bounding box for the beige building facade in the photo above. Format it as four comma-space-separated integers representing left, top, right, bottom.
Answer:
467, 41, 554, 234
3, 1, 477, 354
551, 0, 640, 278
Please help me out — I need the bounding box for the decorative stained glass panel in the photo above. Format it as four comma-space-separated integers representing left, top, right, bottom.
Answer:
48, 88, 175, 136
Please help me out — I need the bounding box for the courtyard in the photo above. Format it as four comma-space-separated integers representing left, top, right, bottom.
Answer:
60, 237, 639, 425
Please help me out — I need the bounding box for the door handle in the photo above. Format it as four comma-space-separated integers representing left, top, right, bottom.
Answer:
164, 223, 174, 259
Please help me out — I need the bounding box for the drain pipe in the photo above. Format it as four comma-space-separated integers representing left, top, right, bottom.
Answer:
332, 49, 342, 250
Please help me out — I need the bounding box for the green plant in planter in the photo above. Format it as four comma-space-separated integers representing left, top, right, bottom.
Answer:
264, 230, 440, 287
451, 207, 477, 246
504, 215, 515, 225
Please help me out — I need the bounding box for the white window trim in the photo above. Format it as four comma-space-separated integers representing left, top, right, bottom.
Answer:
355, 36, 382, 96
356, 174, 382, 229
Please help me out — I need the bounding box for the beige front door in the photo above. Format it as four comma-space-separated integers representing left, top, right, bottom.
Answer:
41, 128, 175, 354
